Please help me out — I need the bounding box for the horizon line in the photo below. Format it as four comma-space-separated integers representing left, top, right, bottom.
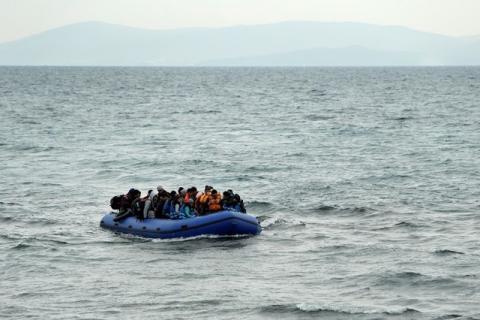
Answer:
1, 65, 480, 68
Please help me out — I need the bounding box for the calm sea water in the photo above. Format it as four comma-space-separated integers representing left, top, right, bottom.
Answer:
1, 67, 480, 320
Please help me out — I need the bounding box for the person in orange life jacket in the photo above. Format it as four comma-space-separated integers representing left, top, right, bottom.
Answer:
196, 185, 212, 215
207, 189, 222, 213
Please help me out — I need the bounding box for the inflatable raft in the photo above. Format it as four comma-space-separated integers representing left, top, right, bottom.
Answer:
100, 210, 262, 239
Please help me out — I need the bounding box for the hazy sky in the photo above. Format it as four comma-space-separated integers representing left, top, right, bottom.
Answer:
1, 0, 480, 43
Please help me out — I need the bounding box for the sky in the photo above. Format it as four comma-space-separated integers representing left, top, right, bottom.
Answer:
1, 0, 480, 43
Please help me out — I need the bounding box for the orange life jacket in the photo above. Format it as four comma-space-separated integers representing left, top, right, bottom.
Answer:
199, 192, 210, 204
208, 193, 222, 212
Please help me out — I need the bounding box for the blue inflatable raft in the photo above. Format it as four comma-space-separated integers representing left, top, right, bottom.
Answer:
100, 210, 262, 239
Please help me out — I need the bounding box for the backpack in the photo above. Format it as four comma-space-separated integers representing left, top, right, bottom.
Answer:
110, 195, 124, 210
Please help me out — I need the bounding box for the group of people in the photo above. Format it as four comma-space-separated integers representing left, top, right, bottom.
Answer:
110, 185, 246, 222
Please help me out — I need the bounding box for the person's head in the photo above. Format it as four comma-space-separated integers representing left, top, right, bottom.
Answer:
128, 189, 141, 199
211, 189, 217, 195
157, 185, 164, 192
234, 194, 241, 201
191, 186, 197, 193
170, 190, 177, 197
204, 185, 212, 192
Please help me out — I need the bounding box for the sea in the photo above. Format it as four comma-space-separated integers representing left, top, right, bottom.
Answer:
0, 66, 479, 320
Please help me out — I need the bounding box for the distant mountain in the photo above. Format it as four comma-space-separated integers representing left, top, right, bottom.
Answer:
0, 21, 479, 66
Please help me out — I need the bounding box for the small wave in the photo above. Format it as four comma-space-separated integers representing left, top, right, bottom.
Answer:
434, 249, 465, 256
261, 217, 306, 231
315, 205, 337, 211
375, 220, 423, 231
340, 206, 373, 214
185, 109, 220, 114
390, 116, 415, 121
0, 201, 20, 206
182, 159, 217, 166
247, 201, 274, 209
12, 292, 44, 298
260, 303, 419, 316
394, 221, 421, 228
0, 215, 14, 222
20, 119, 41, 125
255, 215, 270, 223
378, 271, 456, 287
304, 114, 334, 121
261, 217, 288, 230
433, 314, 463, 320
395, 271, 423, 279
245, 165, 284, 172
11, 243, 31, 250
313, 205, 373, 215
350, 207, 370, 213
284, 152, 307, 157
309, 89, 327, 96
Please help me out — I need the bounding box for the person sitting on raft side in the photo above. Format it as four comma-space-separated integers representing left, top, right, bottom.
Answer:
221, 189, 235, 210
233, 194, 246, 213
206, 189, 222, 213
112, 188, 141, 222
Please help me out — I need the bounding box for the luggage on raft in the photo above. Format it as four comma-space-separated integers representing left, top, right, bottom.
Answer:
100, 210, 262, 239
